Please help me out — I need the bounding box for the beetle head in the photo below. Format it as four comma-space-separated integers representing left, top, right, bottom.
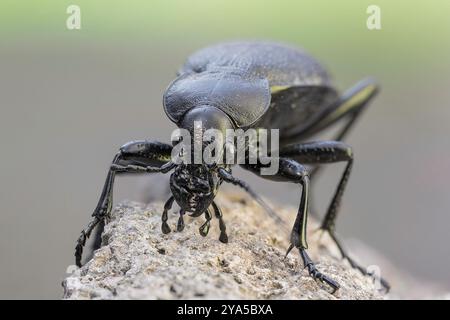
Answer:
169, 105, 233, 214
169, 163, 220, 216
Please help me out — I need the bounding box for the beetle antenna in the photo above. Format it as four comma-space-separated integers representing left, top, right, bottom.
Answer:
218, 168, 288, 231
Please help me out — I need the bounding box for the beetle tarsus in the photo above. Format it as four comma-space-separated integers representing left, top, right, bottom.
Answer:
299, 248, 340, 294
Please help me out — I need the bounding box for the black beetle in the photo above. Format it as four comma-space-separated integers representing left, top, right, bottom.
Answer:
75, 41, 388, 293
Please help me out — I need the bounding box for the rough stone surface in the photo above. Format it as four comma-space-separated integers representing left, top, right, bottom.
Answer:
63, 193, 386, 300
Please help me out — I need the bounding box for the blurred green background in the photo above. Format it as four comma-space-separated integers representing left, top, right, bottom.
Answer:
1, 0, 449, 298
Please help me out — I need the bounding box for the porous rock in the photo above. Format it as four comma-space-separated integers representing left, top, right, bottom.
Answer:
63, 193, 385, 300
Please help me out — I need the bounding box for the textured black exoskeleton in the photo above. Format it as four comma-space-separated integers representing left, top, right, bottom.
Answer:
75, 41, 388, 293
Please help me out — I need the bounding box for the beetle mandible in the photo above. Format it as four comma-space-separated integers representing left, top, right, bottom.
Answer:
75, 41, 389, 293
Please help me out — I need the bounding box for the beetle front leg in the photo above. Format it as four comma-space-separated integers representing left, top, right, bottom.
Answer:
285, 173, 340, 293
279, 141, 354, 234
75, 153, 120, 267
75, 140, 174, 267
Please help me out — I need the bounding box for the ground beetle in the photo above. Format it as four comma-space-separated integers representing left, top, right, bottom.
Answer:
75, 41, 389, 293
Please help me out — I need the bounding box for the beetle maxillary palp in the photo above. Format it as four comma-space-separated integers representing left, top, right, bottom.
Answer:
211, 201, 228, 243
177, 209, 185, 232
161, 196, 174, 234
199, 208, 212, 237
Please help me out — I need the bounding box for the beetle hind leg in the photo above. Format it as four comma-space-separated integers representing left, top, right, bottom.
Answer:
286, 174, 340, 294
